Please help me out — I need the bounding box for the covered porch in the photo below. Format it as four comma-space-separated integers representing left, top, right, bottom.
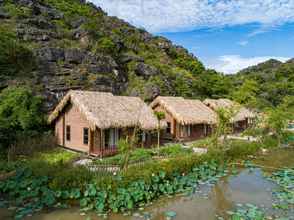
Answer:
89, 127, 153, 157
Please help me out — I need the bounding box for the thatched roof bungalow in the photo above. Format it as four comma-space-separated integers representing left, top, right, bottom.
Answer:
203, 98, 256, 132
150, 96, 217, 141
49, 90, 164, 157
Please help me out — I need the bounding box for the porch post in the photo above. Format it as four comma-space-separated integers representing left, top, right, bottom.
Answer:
100, 129, 104, 158
89, 128, 94, 155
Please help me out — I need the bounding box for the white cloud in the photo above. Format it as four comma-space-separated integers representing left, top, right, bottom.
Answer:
90, 0, 294, 33
238, 41, 248, 46
206, 55, 290, 74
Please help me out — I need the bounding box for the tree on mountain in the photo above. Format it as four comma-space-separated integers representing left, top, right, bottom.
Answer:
0, 27, 35, 77
232, 79, 259, 108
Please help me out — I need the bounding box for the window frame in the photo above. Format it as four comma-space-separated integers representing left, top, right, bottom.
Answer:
166, 122, 171, 134
66, 125, 71, 141
83, 127, 89, 145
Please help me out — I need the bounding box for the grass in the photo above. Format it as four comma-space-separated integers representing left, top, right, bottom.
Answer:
93, 144, 193, 166
190, 137, 215, 148
33, 148, 80, 165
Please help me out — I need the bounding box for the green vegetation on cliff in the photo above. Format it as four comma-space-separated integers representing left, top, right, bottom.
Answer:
0, 0, 292, 110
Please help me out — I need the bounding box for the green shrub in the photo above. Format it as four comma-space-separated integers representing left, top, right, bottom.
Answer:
93, 37, 118, 55
159, 144, 192, 157
191, 137, 214, 148
44, 0, 94, 17
261, 135, 278, 148
225, 140, 260, 160
7, 132, 57, 160
3, 3, 32, 18
0, 27, 36, 77
0, 87, 45, 151
36, 148, 79, 165
129, 148, 153, 162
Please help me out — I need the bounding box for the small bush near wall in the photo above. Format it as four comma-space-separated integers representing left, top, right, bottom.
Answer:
7, 132, 57, 160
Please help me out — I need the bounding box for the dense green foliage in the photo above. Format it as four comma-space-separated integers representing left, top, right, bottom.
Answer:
231, 59, 294, 108
0, 0, 292, 110
0, 87, 45, 151
0, 27, 35, 79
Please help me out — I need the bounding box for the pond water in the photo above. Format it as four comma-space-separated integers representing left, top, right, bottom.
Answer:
1, 148, 294, 220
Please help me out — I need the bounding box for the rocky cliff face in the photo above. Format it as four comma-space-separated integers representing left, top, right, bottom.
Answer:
0, 0, 206, 111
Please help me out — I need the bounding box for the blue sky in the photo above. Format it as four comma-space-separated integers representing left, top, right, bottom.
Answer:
90, 0, 294, 73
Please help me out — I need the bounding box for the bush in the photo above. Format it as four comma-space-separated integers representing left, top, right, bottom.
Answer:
0, 87, 46, 151
93, 37, 118, 55
159, 144, 192, 157
0, 27, 35, 77
261, 135, 279, 148
7, 132, 57, 160
225, 140, 260, 160
129, 148, 153, 162
191, 137, 214, 148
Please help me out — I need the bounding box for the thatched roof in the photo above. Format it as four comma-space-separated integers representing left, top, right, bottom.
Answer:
203, 99, 256, 122
48, 90, 165, 130
150, 96, 217, 125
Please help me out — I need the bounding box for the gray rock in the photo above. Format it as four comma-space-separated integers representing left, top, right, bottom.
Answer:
35, 47, 64, 62
135, 63, 159, 78
33, 3, 64, 19
17, 25, 58, 41
156, 37, 172, 50
87, 54, 118, 74
64, 49, 85, 64
15, 0, 34, 7
145, 84, 161, 100
37, 62, 59, 76
119, 53, 144, 64
26, 17, 54, 29
70, 17, 86, 29
72, 28, 89, 40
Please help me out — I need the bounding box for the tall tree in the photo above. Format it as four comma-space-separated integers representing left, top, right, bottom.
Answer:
265, 96, 294, 147
0, 87, 45, 152
232, 79, 259, 108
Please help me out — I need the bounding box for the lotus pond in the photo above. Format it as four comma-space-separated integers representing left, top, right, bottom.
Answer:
1, 147, 294, 220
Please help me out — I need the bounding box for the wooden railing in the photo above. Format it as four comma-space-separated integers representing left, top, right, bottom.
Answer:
91, 146, 118, 157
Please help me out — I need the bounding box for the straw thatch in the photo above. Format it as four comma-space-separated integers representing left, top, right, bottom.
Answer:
203, 98, 256, 122
150, 96, 217, 125
48, 90, 165, 130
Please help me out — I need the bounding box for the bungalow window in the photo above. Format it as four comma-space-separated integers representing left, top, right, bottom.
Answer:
83, 128, 89, 145
181, 125, 191, 137
66, 125, 71, 141
105, 128, 119, 148
142, 131, 146, 142
166, 122, 171, 134
187, 125, 191, 137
